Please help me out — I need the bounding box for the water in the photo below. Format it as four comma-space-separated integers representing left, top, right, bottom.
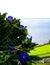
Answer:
21, 18, 50, 45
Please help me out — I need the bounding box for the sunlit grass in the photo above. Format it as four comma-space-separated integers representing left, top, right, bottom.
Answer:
29, 44, 50, 58
28, 44, 50, 65
32, 62, 50, 65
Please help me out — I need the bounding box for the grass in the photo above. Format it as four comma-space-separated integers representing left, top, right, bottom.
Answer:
28, 43, 50, 65
32, 62, 50, 65
29, 43, 50, 58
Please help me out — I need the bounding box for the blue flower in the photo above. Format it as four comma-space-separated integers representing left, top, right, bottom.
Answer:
10, 43, 15, 47
9, 47, 14, 52
27, 35, 32, 41
30, 36, 32, 41
7, 16, 13, 22
20, 25, 27, 29
18, 52, 30, 64
9, 43, 15, 52
20, 25, 25, 28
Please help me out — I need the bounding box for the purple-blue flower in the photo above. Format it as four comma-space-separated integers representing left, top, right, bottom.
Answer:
7, 16, 13, 22
10, 43, 15, 47
9, 47, 14, 52
20, 25, 27, 29
30, 36, 32, 41
18, 52, 30, 64
9, 43, 15, 52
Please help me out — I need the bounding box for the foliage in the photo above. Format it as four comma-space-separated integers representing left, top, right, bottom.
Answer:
0, 13, 39, 65
29, 43, 50, 58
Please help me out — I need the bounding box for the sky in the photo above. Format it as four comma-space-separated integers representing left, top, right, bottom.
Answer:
0, 0, 50, 18
0, 0, 50, 44
21, 18, 50, 45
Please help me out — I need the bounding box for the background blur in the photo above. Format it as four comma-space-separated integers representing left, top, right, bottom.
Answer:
21, 18, 50, 44
0, 0, 50, 44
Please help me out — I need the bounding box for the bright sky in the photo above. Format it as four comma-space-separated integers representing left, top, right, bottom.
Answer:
21, 18, 50, 45
0, 0, 50, 18
0, 0, 50, 44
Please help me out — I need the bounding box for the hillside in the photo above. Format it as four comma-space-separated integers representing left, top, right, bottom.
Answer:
29, 43, 50, 58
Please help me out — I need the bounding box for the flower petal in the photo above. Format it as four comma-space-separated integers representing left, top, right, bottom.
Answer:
7, 16, 13, 22
19, 52, 30, 63
20, 25, 25, 28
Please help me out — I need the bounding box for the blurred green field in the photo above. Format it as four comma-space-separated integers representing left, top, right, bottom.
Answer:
29, 43, 50, 58
32, 62, 50, 65
28, 43, 50, 65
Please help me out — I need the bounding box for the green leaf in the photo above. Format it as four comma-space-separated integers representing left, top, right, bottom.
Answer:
0, 55, 5, 63
0, 59, 5, 63
2, 13, 7, 20
0, 51, 3, 53
12, 55, 19, 62
12, 58, 19, 62
22, 29, 28, 36
5, 55, 11, 62
12, 24, 19, 28
15, 45, 21, 49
